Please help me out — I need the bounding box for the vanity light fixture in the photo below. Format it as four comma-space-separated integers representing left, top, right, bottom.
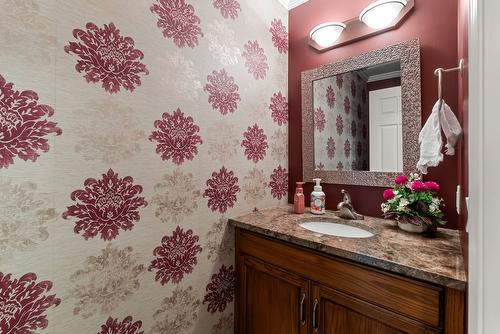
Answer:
359, 0, 408, 29
309, 22, 346, 48
308, 0, 414, 52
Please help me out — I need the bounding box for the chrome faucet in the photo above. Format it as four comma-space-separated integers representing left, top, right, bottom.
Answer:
336, 189, 364, 220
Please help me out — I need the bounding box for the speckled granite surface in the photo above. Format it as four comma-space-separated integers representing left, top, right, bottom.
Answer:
229, 205, 466, 290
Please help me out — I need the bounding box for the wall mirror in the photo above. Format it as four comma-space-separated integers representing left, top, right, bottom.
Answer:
301, 39, 421, 187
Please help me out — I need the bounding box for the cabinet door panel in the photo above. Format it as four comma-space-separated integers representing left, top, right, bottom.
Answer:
322, 301, 406, 334
312, 284, 439, 334
239, 256, 308, 334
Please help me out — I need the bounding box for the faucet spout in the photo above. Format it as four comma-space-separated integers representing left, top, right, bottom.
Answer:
336, 189, 364, 220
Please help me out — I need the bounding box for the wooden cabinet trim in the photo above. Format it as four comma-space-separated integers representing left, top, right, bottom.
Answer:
444, 287, 465, 334
235, 228, 243, 334
244, 256, 309, 289
237, 228, 443, 328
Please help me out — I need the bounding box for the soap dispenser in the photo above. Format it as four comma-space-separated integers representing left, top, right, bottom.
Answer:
310, 178, 326, 214
294, 182, 305, 214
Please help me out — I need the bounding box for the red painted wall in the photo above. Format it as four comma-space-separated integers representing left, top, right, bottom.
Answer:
288, 0, 461, 228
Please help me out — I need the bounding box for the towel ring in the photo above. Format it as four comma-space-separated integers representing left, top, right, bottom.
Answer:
434, 59, 465, 110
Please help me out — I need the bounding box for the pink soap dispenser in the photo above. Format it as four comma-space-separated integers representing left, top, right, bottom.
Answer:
294, 182, 305, 214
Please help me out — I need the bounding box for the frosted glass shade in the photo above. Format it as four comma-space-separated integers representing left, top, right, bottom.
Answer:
310, 22, 346, 48
359, 0, 407, 30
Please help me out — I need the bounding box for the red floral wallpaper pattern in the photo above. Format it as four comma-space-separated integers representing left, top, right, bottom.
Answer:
269, 19, 288, 54
204, 69, 241, 115
98, 316, 144, 334
336, 114, 344, 135
62, 169, 148, 241
0, 75, 61, 169
203, 264, 236, 313
64, 23, 149, 93
212, 0, 241, 20
0, 272, 60, 334
0, 0, 287, 332
150, 0, 203, 48
326, 85, 335, 109
336, 74, 343, 89
149, 226, 203, 285
242, 123, 268, 163
327, 137, 335, 160
204, 166, 241, 213
243, 40, 268, 80
149, 108, 203, 165
269, 165, 288, 200
314, 107, 326, 132
269, 91, 288, 126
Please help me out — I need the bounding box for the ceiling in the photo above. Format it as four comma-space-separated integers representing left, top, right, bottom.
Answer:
278, 0, 310, 10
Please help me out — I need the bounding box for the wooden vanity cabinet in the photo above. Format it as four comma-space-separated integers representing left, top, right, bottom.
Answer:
235, 228, 465, 334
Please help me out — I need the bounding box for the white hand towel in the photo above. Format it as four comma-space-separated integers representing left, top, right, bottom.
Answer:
439, 100, 463, 155
417, 101, 443, 174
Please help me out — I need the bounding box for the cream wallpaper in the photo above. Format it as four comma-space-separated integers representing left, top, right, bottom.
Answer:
0, 0, 288, 333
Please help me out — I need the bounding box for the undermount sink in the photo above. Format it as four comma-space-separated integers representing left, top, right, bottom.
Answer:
299, 220, 374, 238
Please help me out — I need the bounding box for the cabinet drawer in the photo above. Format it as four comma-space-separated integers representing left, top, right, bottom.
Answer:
237, 229, 442, 328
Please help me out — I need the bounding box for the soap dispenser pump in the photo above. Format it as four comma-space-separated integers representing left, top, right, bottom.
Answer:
310, 178, 326, 214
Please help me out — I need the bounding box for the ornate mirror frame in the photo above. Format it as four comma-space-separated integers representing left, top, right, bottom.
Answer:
301, 39, 421, 187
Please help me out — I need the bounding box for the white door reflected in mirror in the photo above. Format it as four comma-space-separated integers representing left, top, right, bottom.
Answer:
369, 86, 403, 172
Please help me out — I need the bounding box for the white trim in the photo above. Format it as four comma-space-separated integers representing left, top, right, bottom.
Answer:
468, 0, 483, 330
367, 70, 401, 82
467, 0, 484, 332
278, 0, 310, 10
477, 0, 500, 332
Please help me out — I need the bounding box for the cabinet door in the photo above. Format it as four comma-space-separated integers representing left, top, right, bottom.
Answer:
237, 255, 309, 334
311, 284, 440, 334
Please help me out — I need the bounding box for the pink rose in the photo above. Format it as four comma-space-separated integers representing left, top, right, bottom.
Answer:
394, 175, 408, 185
383, 189, 395, 200
411, 181, 428, 192
424, 181, 440, 192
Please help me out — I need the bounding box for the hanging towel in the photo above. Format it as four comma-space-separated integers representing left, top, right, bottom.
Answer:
439, 101, 463, 155
417, 100, 463, 174
417, 101, 443, 174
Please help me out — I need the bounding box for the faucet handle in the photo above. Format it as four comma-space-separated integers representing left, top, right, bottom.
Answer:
341, 189, 352, 204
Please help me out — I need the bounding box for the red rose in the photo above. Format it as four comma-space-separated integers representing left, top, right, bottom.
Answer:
383, 189, 395, 200
424, 181, 440, 192
394, 175, 408, 185
411, 181, 428, 192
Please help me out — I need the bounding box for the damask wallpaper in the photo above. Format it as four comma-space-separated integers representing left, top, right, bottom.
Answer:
313, 72, 369, 171
0, 0, 288, 333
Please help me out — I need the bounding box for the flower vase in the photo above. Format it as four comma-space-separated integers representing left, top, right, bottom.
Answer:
397, 216, 428, 233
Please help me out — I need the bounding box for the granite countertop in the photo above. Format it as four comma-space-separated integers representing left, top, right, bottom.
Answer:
229, 205, 466, 290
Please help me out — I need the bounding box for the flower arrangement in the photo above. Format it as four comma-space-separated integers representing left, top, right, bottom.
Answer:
381, 174, 446, 231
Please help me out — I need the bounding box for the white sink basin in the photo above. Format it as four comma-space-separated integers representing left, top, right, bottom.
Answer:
299, 221, 374, 238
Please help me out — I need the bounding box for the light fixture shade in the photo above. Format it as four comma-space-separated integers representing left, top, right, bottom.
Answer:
359, 0, 408, 30
310, 22, 346, 48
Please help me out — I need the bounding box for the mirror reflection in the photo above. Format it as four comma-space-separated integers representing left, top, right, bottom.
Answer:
313, 60, 402, 172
